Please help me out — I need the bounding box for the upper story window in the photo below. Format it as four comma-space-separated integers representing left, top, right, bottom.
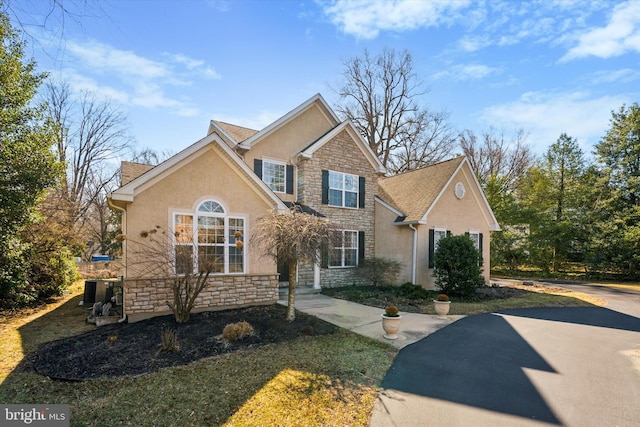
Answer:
173, 200, 245, 275
329, 171, 359, 208
254, 159, 294, 194
263, 160, 286, 193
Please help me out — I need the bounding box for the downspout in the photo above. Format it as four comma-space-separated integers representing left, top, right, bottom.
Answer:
408, 224, 418, 284
107, 197, 128, 324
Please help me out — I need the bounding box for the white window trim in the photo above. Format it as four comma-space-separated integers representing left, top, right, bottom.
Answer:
433, 227, 448, 254
329, 229, 359, 269
328, 170, 359, 209
170, 202, 247, 275
468, 229, 481, 250
262, 158, 287, 194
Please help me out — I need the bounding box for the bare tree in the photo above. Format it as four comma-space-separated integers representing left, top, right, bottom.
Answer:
251, 207, 338, 321
126, 225, 221, 323
335, 48, 456, 171
386, 109, 458, 174
44, 80, 132, 255
459, 127, 534, 194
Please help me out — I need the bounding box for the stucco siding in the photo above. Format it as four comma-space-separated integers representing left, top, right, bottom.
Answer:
374, 200, 413, 284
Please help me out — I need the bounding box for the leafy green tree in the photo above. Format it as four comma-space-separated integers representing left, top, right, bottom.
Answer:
592, 103, 640, 278
520, 134, 588, 271
433, 235, 485, 297
0, 12, 62, 306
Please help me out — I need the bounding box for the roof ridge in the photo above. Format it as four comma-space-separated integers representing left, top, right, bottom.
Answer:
381, 155, 465, 180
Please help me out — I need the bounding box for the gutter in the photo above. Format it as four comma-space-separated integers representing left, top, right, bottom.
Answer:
107, 196, 128, 324
408, 224, 418, 284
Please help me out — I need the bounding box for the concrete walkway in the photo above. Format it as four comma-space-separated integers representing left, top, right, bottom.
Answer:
278, 293, 464, 349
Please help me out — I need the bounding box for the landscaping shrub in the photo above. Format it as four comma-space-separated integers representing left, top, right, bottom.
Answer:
433, 235, 485, 297
160, 327, 180, 352
398, 282, 430, 299
222, 321, 254, 341
357, 257, 402, 286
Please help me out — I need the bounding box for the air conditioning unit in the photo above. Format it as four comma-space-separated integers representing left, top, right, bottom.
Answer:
83, 280, 118, 305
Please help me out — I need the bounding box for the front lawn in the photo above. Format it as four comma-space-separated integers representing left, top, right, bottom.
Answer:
0, 286, 397, 426
322, 282, 605, 316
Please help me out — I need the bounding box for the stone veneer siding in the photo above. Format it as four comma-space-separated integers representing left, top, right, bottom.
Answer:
124, 274, 279, 321
296, 129, 379, 288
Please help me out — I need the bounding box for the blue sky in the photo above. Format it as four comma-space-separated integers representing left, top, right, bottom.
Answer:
10, 0, 640, 159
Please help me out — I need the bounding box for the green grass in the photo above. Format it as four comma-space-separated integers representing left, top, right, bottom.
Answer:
322, 282, 605, 316
0, 280, 608, 426
0, 286, 396, 426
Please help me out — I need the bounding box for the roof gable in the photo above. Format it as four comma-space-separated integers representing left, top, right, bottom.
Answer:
209, 120, 258, 144
237, 93, 340, 151
299, 121, 386, 174
109, 131, 287, 211
377, 156, 498, 229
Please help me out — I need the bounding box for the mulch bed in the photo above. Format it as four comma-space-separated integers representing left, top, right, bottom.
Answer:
29, 304, 338, 381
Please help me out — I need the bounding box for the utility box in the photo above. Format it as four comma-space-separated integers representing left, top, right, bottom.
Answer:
83, 279, 119, 305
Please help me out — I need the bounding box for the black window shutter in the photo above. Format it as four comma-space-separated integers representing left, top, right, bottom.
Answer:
320, 244, 328, 268
446, 230, 451, 237
428, 229, 435, 268
286, 165, 294, 194
479, 233, 484, 266
254, 159, 262, 179
359, 176, 366, 208
321, 170, 329, 204
358, 231, 365, 264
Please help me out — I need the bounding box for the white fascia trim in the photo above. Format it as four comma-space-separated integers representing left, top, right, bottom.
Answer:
374, 196, 404, 217
421, 157, 466, 223
302, 121, 386, 174
109, 131, 287, 211
110, 132, 221, 200
239, 93, 340, 150
208, 120, 239, 147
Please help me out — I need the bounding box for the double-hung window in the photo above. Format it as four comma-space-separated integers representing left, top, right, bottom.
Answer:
428, 227, 449, 268
330, 230, 358, 268
329, 171, 359, 208
262, 160, 286, 193
468, 230, 480, 250
173, 200, 245, 275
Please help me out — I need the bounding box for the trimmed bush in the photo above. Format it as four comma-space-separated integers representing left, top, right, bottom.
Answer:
433, 235, 485, 297
222, 321, 254, 341
357, 257, 402, 286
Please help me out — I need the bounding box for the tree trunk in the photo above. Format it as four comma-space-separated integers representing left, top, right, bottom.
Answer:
286, 261, 297, 322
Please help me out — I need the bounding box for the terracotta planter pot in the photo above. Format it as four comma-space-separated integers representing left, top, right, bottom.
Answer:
433, 300, 451, 318
381, 314, 401, 339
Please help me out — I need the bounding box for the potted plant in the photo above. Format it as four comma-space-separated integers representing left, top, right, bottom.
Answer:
381, 305, 401, 340
433, 294, 451, 318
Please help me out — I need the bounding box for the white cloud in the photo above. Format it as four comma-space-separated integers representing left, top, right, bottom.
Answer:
59, 39, 225, 117
433, 64, 501, 81
561, 1, 640, 61
67, 40, 168, 79
321, 0, 472, 39
163, 53, 222, 79
589, 68, 640, 84
478, 91, 629, 154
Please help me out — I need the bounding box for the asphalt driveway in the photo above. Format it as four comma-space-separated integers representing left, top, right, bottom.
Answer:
371, 306, 640, 426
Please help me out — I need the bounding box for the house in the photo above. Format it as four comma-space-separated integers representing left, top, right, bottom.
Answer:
108, 94, 498, 322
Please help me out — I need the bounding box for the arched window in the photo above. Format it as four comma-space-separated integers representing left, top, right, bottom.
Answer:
173, 200, 245, 275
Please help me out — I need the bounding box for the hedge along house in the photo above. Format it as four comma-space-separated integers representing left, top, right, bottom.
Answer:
108, 94, 498, 322
375, 156, 500, 288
